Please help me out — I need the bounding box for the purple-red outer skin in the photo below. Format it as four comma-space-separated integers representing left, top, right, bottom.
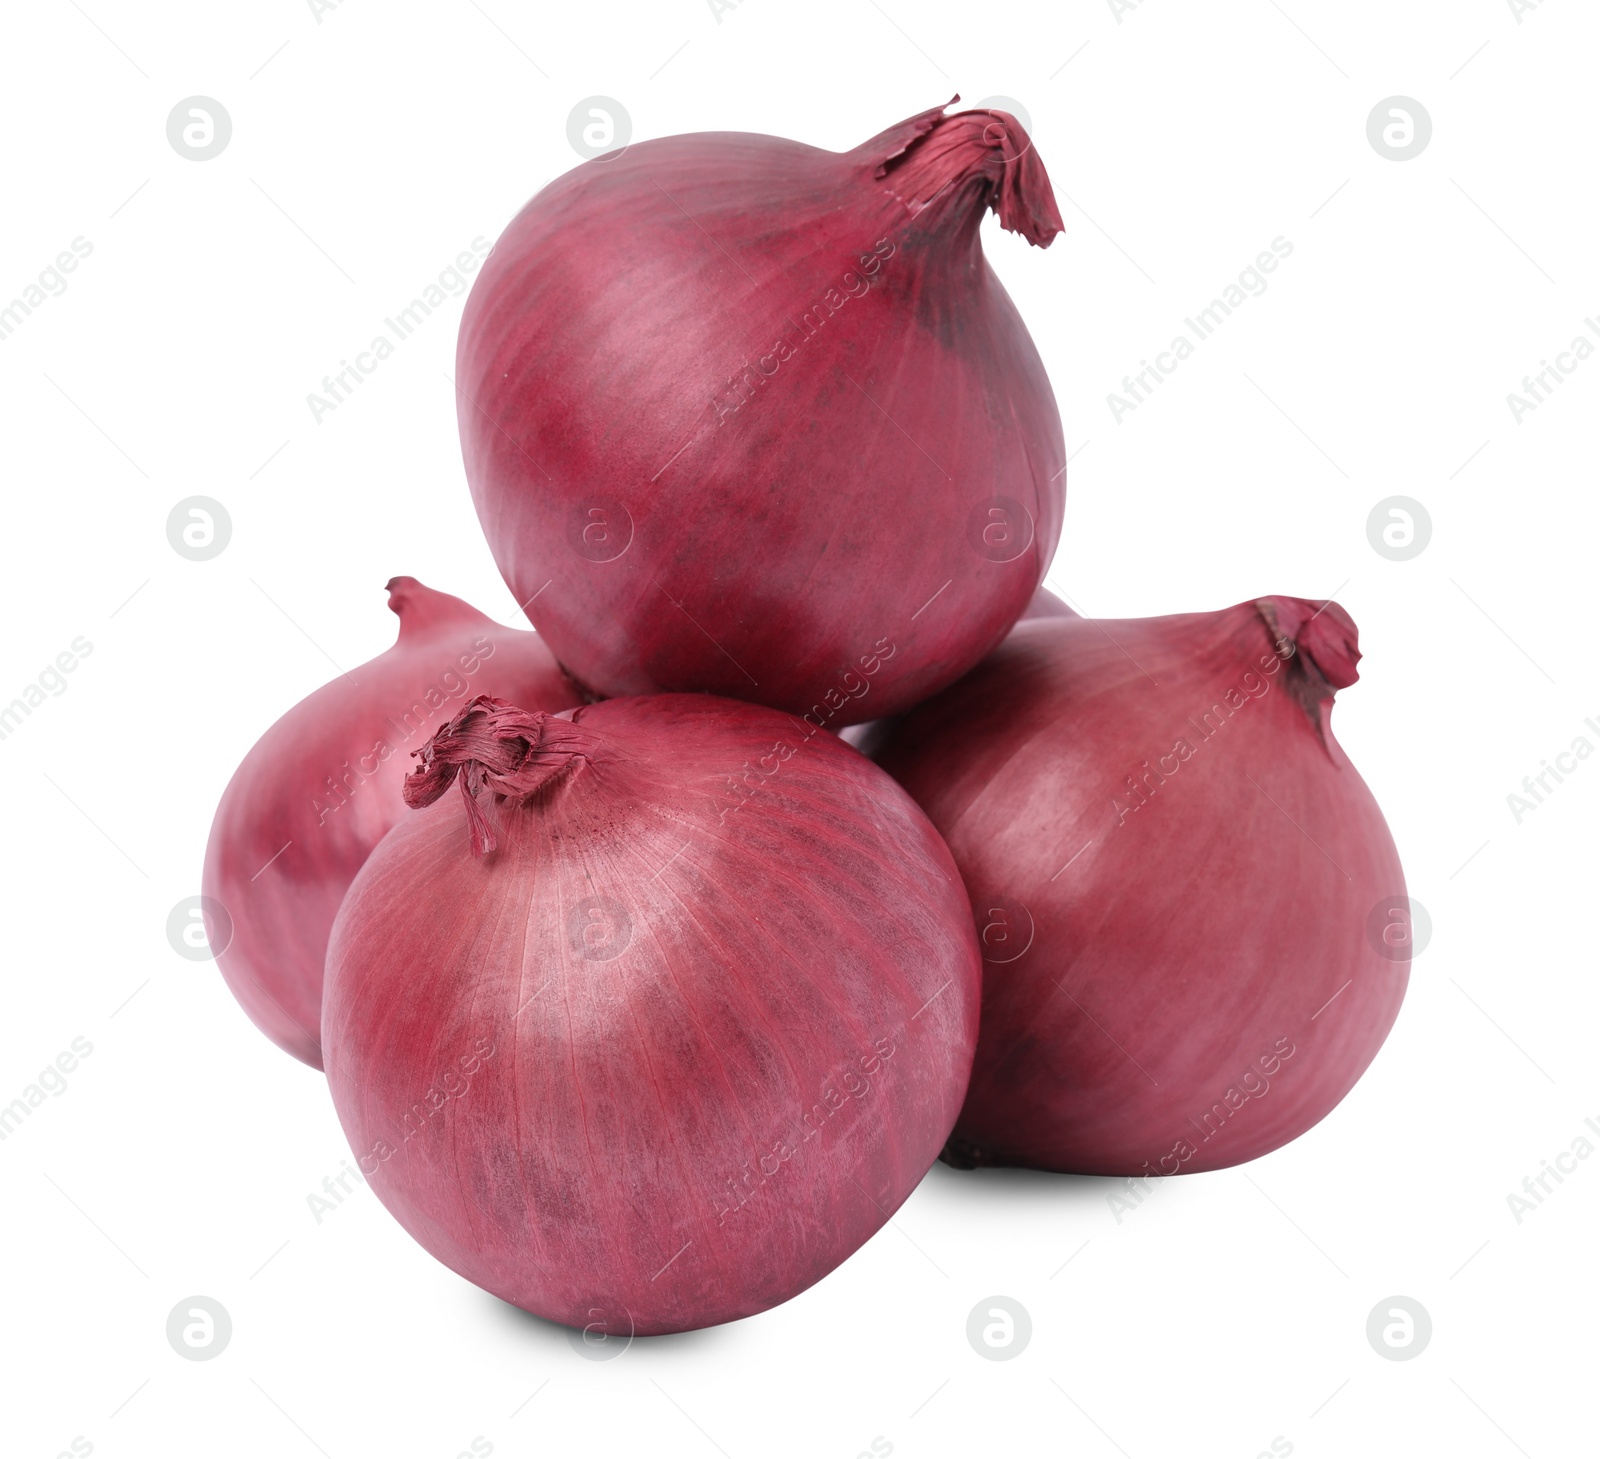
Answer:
201, 580, 577, 1069
1020, 586, 1078, 620
845, 585, 1075, 753
322, 694, 982, 1334
871, 602, 1410, 1176
456, 104, 1066, 725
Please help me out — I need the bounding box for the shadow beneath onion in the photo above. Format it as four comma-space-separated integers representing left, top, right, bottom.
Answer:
482, 1292, 735, 1356
919, 1157, 1112, 1207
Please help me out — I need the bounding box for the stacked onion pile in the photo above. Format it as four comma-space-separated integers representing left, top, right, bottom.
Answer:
205, 101, 1411, 1337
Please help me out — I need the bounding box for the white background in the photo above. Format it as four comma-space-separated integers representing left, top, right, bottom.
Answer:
1, 1, 1594, 1456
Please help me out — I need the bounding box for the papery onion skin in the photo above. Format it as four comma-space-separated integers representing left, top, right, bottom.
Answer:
457, 100, 1066, 726
202, 579, 577, 1069
844, 584, 1074, 753
871, 597, 1409, 1176
322, 693, 981, 1334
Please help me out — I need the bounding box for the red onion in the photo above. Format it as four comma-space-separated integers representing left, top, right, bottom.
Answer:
457, 100, 1065, 726
871, 597, 1410, 1175
842, 585, 1075, 754
203, 579, 576, 1069
322, 694, 980, 1333
1021, 585, 1078, 620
